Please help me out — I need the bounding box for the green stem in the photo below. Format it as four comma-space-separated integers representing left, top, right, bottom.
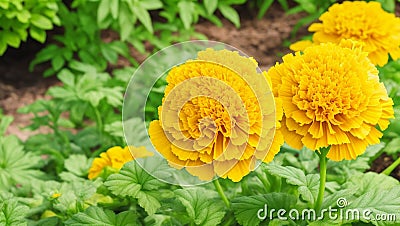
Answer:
213, 179, 230, 208
382, 157, 400, 176
314, 146, 330, 212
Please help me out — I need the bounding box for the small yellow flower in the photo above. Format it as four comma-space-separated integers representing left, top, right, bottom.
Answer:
149, 49, 283, 182
290, 1, 400, 66
51, 193, 61, 199
269, 40, 394, 161
88, 146, 153, 179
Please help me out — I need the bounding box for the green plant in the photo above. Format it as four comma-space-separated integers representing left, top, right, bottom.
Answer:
0, 0, 60, 55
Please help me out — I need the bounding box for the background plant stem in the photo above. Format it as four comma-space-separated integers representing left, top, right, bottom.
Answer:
382, 157, 400, 176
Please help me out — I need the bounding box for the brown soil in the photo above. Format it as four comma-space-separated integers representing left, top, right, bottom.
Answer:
370, 153, 400, 180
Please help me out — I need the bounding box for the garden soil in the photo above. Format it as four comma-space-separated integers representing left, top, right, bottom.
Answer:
0, 3, 398, 180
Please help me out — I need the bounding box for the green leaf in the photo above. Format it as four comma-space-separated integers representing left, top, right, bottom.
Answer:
105, 160, 167, 196
17, 10, 31, 23
257, 0, 274, 19
66, 206, 137, 226
97, 0, 110, 26
232, 193, 297, 226
57, 69, 75, 87
0, 195, 29, 226
51, 54, 65, 71
132, 3, 153, 33
119, 5, 134, 41
137, 190, 161, 215
383, 137, 400, 155
345, 185, 400, 226
105, 159, 170, 214
344, 172, 399, 197
69, 60, 97, 73
30, 14, 53, 30
110, 0, 119, 19
376, 0, 395, 13
0, 135, 44, 191
0, 116, 13, 136
265, 165, 319, 206
100, 43, 118, 64
178, 1, 195, 29
3, 32, 20, 48
218, 4, 240, 28
204, 0, 218, 15
64, 155, 91, 177
140, 0, 163, 10
298, 0, 317, 14
175, 188, 226, 226
29, 44, 59, 71
30, 26, 46, 43
0, 36, 7, 55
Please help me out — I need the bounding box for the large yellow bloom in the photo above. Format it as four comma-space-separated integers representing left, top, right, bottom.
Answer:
290, 1, 400, 67
149, 49, 283, 182
269, 41, 394, 161
88, 146, 153, 179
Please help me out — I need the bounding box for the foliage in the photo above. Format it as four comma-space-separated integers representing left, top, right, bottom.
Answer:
0, 0, 60, 55
0, 0, 400, 225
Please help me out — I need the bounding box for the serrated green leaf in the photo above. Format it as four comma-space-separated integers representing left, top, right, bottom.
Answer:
266, 165, 319, 206
383, 137, 400, 155
232, 193, 297, 226
66, 206, 137, 226
204, 0, 218, 15
105, 159, 171, 215
0, 196, 29, 226
0, 135, 44, 190
137, 190, 161, 215
178, 1, 195, 29
345, 185, 400, 226
344, 172, 399, 197
218, 4, 240, 28
133, 3, 153, 33
64, 155, 90, 177
30, 26, 46, 43
105, 159, 167, 196
30, 14, 53, 30
175, 188, 225, 226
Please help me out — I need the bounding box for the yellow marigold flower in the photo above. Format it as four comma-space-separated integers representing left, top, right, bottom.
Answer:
88, 146, 153, 179
269, 41, 394, 161
149, 49, 283, 182
290, 1, 400, 66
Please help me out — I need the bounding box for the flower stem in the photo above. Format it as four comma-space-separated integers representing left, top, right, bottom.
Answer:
213, 179, 230, 208
315, 146, 330, 212
382, 157, 400, 176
